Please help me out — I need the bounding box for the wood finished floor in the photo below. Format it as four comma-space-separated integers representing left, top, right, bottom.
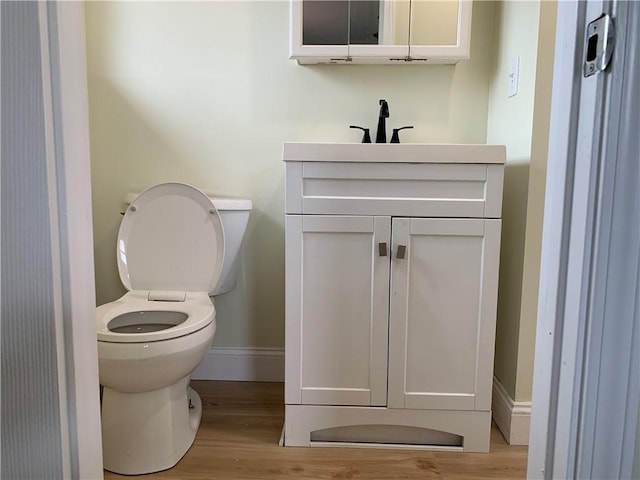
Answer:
104, 381, 528, 479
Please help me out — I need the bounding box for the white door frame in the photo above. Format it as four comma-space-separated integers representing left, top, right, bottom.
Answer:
40, 2, 103, 478
528, 0, 640, 478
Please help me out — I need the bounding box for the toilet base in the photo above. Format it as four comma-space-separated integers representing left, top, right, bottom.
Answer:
101, 377, 202, 475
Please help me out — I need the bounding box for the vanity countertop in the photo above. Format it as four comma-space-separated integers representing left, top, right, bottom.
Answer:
283, 142, 506, 164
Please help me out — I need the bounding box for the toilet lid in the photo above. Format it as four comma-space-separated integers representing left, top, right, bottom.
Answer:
117, 183, 225, 294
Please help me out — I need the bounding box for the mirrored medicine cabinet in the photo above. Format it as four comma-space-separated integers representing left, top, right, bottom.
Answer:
290, 0, 472, 64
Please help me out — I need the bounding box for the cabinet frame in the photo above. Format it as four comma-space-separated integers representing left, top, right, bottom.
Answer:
290, 0, 473, 64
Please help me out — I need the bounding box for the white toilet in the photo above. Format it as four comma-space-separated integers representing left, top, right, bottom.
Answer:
96, 182, 251, 475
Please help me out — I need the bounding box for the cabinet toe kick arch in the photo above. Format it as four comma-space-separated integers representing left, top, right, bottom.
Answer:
285, 405, 491, 452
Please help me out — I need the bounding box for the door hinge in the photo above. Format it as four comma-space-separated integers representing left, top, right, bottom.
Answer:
584, 13, 615, 77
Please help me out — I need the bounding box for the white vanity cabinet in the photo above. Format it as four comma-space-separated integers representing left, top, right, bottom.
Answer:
283, 143, 505, 452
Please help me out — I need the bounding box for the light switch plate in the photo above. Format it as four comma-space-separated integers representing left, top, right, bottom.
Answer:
508, 56, 519, 98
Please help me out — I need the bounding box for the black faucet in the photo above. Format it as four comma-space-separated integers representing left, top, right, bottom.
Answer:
376, 99, 389, 143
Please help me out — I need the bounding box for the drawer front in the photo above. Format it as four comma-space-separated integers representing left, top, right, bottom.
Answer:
285, 162, 504, 218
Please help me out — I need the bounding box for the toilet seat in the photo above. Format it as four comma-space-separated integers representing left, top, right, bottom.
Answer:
97, 291, 215, 343
98, 183, 224, 344
117, 182, 225, 294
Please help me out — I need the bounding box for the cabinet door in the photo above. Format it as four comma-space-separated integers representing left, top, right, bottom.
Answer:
285, 215, 391, 406
290, 0, 409, 63
408, 0, 472, 61
387, 218, 501, 410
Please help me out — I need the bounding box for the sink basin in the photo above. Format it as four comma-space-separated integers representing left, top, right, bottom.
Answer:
283, 142, 505, 164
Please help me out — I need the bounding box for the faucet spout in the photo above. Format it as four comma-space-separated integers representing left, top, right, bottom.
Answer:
376, 99, 389, 143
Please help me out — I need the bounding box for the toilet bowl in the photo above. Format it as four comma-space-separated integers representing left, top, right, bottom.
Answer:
96, 183, 251, 475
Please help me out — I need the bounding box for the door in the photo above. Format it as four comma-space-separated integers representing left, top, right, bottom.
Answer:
387, 217, 501, 410
1, 2, 103, 478
529, 1, 640, 478
285, 215, 391, 406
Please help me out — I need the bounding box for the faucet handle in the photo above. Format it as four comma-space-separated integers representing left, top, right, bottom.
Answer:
350, 125, 372, 143
390, 126, 414, 144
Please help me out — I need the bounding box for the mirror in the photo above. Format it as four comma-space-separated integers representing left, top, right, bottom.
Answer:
302, 0, 408, 46
410, 0, 460, 46
300, 0, 460, 48
291, 0, 471, 64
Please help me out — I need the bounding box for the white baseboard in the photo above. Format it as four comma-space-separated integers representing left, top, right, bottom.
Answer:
492, 376, 532, 446
192, 347, 285, 382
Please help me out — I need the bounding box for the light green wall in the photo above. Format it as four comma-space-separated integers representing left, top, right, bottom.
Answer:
516, 0, 557, 401
486, 0, 540, 399
487, 0, 556, 402
85, 1, 497, 348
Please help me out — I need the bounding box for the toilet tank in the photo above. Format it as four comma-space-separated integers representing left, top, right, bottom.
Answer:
124, 192, 252, 296
208, 197, 252, 296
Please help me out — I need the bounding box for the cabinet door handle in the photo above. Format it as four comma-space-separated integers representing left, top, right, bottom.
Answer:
378, 242, 388, 257
396, 245, 407, 260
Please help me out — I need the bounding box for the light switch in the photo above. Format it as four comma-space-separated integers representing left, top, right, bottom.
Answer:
508, 56, 519, 98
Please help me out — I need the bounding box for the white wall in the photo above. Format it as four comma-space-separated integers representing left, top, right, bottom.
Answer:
85, 0, 497, 348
